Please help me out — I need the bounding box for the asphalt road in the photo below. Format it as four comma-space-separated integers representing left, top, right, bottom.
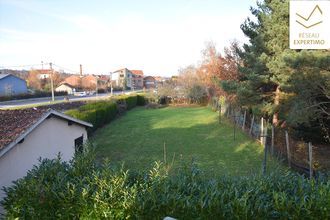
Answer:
0, 90, 140, 109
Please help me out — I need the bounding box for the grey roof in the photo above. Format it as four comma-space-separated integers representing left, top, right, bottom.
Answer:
0, 73, 26, 82
0, 74, 10, 80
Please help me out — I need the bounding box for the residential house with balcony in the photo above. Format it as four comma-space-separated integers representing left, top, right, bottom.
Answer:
130, 70, 144, 89
111, 68, 133, 89
143, 76, 156, 89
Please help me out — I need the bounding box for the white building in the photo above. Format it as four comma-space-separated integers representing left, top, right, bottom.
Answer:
0, 108, 92, 206
55, 83, 75, 95
111, 68, 133, 89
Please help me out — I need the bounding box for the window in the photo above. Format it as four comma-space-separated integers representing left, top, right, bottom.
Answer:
74, 135, 84, 154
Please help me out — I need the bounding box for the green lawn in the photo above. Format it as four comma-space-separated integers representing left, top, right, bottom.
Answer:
93, 106, 279, 176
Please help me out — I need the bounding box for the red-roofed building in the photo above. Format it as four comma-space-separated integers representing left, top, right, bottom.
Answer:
144, 76, 156, 89
130, 70, 144, 76
131, 70, 144, 89
63, 75, 81, 88
0, 108, 92, 203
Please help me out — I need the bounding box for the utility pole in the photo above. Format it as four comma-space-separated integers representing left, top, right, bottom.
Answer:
96, 75, 98, 97
110, 72, 113, 96
49, 62, 55, 102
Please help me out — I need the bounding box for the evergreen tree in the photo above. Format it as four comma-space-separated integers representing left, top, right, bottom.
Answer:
222, 0, 330, 143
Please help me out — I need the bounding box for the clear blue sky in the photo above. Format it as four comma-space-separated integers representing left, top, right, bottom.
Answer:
0, 0, 256, 76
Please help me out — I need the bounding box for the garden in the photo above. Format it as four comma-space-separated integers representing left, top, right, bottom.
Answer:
2, 95, 330, 219
93, 106, 280, 176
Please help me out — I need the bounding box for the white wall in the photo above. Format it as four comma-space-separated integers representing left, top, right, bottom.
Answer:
0, 117, 88, 202
55, 84, 73, 94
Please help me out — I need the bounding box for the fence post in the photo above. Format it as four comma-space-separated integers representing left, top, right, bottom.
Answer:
260, 117, 264, 143
285, 131, 291, 167
249, 115, 254, 136
233, 111, 237, 140
271, 124, 274, 155
309, 142, 313, 179
242, 110, 246, 130
262, 121, 268, 175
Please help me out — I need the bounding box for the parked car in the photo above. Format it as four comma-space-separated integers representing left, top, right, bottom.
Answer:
73, 91, 87, 97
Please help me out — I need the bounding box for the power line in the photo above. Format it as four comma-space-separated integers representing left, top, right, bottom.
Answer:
0, 63, 80, 74
0, 63, 46, 69
52, 64, 79, 74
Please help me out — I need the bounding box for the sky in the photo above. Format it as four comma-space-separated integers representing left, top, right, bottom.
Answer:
0, 0, 256, 76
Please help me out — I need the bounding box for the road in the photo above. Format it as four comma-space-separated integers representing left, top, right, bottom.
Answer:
0, 90, 141, 109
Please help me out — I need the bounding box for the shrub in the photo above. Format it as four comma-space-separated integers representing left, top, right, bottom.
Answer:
65, 95, 142, 133
2, 152, 330, 219
66, 101, 117, 132
125, 96, 137, 110
115, 95, 138, 110
187, 84, 208, 105
137, 95, 147, 106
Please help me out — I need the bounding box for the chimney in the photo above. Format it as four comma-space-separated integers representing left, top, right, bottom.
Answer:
80, 64, 83, 77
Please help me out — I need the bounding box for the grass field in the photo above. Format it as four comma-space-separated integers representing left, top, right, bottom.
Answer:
93, 106, 280, 176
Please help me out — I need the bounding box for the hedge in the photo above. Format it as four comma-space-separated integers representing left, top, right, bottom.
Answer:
0, 91, 68, 102
2, 151, 330, 219
137, 94, 147, 106
115, 95, 138, 110
66, 101, 117, 132
65, 95, 146, 132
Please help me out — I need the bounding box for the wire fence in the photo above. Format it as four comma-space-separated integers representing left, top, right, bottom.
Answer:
216, 102, 330, 177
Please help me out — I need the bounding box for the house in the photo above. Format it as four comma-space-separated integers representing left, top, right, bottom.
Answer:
63, 75, 82, 88
111, 68, 133, 89
81, 75, 97, 90
0, 74, 28, 96
55, 83, 75, 95
35, 69, 52, 79
143, 76, 156, 89
130, 70, 144, 89
0, 108, 92, 202
61, 74, 108, 92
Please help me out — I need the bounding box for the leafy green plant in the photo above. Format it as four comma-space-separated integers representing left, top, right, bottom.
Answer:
66, 101, 117, 133
2, 150, 329, 219
137, 94, 147, 106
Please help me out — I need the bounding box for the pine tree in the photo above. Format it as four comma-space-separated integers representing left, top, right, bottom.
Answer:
221, 0, 330, 143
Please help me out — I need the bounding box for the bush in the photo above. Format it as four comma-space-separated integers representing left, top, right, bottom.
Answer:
137, 95, 147, 106
187, 84, 208, 105
66, 101, 117, 132
65, 95, 144, 133
115, 95, 138, 110
2, 151, 330, 219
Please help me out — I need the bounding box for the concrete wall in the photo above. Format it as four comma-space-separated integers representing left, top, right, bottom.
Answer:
0, 117, 88, 201
0, 75, 27, 96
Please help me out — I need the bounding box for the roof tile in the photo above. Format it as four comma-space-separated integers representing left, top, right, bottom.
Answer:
0, 108, 48, 150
